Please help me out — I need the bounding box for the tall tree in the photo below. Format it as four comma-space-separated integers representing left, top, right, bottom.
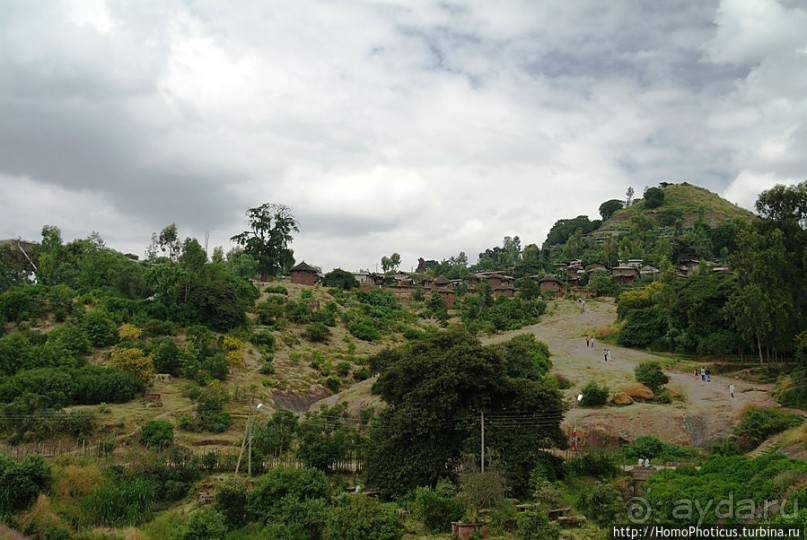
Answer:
380, 253, 401, 273
365, 329, 565, 499
599, 199, 624, 221
231, 204, 298, 281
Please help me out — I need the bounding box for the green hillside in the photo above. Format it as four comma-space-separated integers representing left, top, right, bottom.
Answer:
600, 182, 755, 235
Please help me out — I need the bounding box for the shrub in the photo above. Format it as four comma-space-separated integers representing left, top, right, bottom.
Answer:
353, 367, 370, 381
80, 310, 118, 347
735, 406, 804, 449
251, 331, 276, 350
259, 362, 275, 375
621, 436, 700, 463
140, 420, 174, 449
412, 481, 463, 533
0, 454, 52, 520
348, 321, 379, 341
246, 468, 330, 539
634, 361, 669, 393
264, 286, 288, 295
168, 509, 227, 540
579, 481, 624, 526
305, 322, 331, 343
324, 495, 402, 540
517, 509, 560, 540
564, 452, 620, 479
214, 480, 250, 528
336, 361, 351, 377
580, 381, 609, 407
324, 376, 341, 394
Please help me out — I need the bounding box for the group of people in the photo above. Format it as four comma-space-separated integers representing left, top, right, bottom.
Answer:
637, 457, 652, 468
602, 349, 611, 362
584, 335, 596, 347
696, 367, 712, 382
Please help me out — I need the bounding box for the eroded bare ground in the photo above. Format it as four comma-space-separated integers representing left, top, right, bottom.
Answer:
484, 298, 780, 448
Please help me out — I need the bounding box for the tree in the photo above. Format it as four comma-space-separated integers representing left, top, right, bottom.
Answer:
380, 253, 401, 273
634, 362, 669, 393
231, 203, 298, 280
644, 186, 665, 209
599, 199, 624, 221
323, 268, 358, 289
755, 181, 807, 228
148, 224, 181, 262
365, 329, 566, 499
108, 347, 155, 384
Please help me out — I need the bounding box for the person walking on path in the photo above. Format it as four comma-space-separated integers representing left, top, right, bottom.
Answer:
591, 337, 595, 347
585, 336, 590, 348
729, 384, 736, 398
606, 349, 611, 362
603, 349, 608, 362
706, 368, 711, 383
701, 368, 706, 382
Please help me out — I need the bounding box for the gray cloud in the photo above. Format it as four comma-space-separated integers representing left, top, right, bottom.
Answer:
0, 0, 805, 271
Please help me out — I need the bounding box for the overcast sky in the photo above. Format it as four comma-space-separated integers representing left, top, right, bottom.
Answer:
1, 0, 805, 272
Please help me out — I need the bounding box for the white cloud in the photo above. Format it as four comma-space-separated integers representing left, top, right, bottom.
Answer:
1, 0, 806, 272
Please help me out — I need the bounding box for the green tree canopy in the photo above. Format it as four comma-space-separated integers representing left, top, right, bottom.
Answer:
599, 199, 624, 221
231, 203, 298, 280
365, 329, 565, 499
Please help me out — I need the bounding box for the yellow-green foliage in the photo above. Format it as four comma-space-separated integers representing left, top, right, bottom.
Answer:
108, 347, 155, 384
223, 336, 245, 367
617, 281, 662, 318
118, 323, 142, 341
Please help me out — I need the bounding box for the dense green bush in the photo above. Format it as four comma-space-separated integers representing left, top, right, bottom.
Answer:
735, 406, 803, 449
0, 454, 52, 520
580, 381, 609, 406
348, 320, 380, 341
412, 481, 463, 533
517, 509, 560, 540
618, 305, 668, 348
168, 509, 227, 540
324, 495, 403, 540
246, 467, 331, 540
305, 322, 331, 342
140, 420, 174, 449
621, 436, 700, 463
564, 452, 620, 479
322, 269, 359, 290
579, 481, 624, 526
634, 362, 669, 392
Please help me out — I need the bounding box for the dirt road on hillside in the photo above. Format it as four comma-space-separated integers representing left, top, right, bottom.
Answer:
483, 299, 780, 448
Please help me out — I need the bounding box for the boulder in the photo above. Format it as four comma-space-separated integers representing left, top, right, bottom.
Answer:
619, 383, 655, 401
611, 391, 634, 406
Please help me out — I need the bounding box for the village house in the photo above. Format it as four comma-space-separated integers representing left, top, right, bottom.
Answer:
433, 276, 452, 289
493, 284, 515, 298
611, 264, 640, 284
290, 261, 321, 286
438, 288, 457, 309
538, 275, 563, 294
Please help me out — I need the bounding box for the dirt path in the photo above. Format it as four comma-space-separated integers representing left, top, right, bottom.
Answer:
483, 299, 779, 447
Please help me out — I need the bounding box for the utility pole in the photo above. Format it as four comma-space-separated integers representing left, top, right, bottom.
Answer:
248, 415, 253, 477
481, 410, 485, 473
